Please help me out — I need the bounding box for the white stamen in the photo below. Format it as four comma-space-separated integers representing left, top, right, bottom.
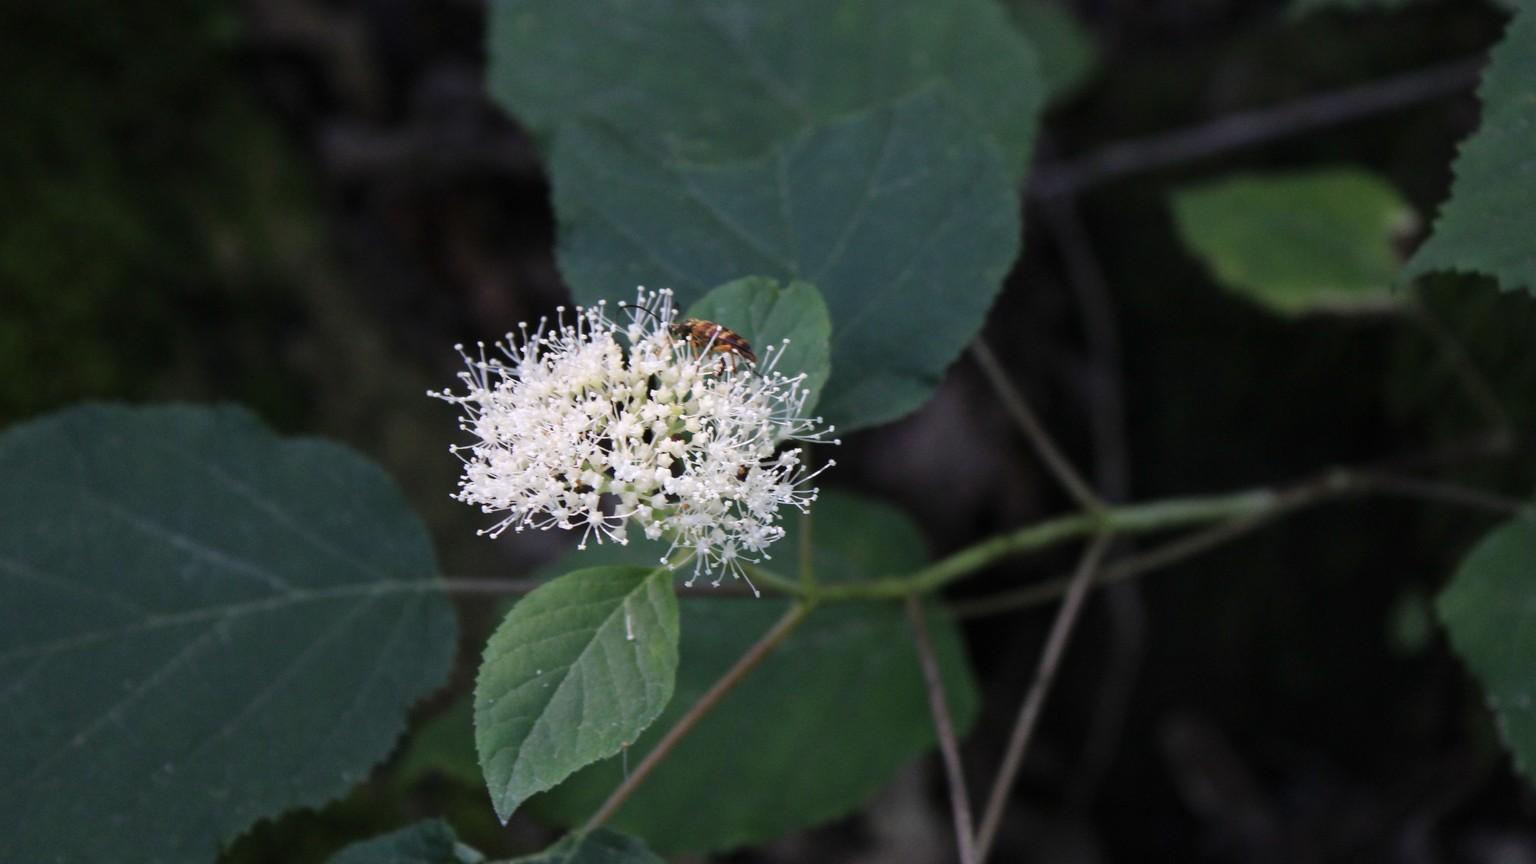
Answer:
431, 287, 837, 593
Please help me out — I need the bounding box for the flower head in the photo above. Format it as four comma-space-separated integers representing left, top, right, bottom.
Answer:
431, 288, 837, 594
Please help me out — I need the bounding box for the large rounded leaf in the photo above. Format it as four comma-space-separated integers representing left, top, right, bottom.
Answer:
0, 404, 457, 863
529, 492, 978, 853
554, 90, 1020, 431
486, 0, 1043, 174
1000, 0, 1099, 103
476, 566, 679, 824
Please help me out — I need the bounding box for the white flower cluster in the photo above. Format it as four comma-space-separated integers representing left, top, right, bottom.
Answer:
431, 288, 837, 594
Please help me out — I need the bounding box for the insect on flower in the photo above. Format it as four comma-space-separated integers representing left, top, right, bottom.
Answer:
671, 317, 758, 370
430, 287, 839, 595
622, 303, 758, 373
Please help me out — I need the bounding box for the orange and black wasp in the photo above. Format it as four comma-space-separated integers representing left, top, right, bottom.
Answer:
623, 304, 757, 372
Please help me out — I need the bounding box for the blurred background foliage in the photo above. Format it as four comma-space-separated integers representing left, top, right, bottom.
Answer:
3, 0, 1535, 861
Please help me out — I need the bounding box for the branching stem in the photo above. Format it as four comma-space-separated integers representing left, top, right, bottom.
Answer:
813, 485, 1288, 601
975, 533, 1112, 864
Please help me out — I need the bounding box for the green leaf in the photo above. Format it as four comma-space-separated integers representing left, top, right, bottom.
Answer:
395, 695, 482, 790
686, 277, 832, 416
1170, 168, 1416, 315
1404, 7, 1536, 295
507, 829, 664, 864
554, 90, 1020, 431
329, 820, 483, 864
529, 492, 978, 854
1000, 0, 1099, 102
0, 404, 457, 864
486, 0, 1044, 175
1438, 511, 1536, 781
783, 490, 930, 586
476, 566, 680, 824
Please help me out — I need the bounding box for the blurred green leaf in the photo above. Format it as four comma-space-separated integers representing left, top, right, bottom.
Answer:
686, 277, 832, 415
476, 566, 679, 824
555, 90, 1020, 431
1438, 510, 1536, 782
0, 404, 457, 864
507, 829, 664, 864
1386, 588, 1435, 656
486, 0, 1043, 175
1170, 168, 1415, 315
329, 820, 483, 864
529, 492, 978, 854
0, 4, 318, 421
396, 696, 482, 790
791, 492, 928, 584
1001, 0, 1099, 102
1404, 6, 1536, 295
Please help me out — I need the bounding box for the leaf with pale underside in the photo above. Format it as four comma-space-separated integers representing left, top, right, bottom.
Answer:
1171, 168, 1415, 315
475, 566, 679, 824
0, 403, 457, 864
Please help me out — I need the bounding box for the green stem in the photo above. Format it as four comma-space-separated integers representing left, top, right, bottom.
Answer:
814, 487, 1281, 601
443, 468, 1435, 608
741, 563, 804, 597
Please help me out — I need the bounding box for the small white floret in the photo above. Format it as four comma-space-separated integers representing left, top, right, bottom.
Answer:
431, 287, 836, 595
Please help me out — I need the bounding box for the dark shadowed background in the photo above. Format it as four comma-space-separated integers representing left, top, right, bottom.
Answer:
3, 0, 1534, 861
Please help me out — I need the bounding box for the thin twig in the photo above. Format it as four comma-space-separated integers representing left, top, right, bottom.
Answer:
974, 533, 1113, 864
1357, 471, 1530, 515
1038, 184, 1131, 504
1405, 298, 1512, 446
1365, 429, 1513, 475
906, 596, 977, 864
951, 512, 1278, 620
583, 602, 812, 831
1031, 57, 1483, 199
971, 339, 1106, 514
1038, 187, 1147, 807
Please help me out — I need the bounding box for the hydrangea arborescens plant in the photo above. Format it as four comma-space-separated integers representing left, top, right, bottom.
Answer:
431, 288, 838, 594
